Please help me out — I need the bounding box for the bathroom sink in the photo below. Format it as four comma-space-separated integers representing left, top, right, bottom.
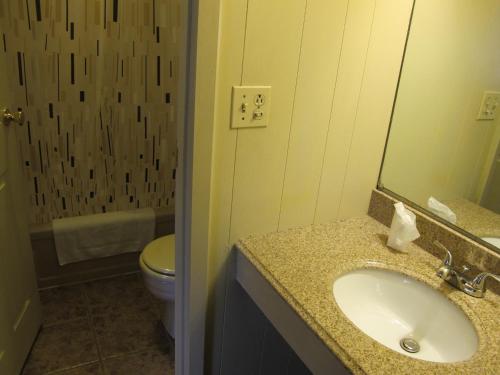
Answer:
481, 237, 500, 248
333, 268, 478, 363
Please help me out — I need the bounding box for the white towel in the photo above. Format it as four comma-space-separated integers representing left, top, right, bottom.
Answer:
53, 208, 155, 265
427, 197, 457, 224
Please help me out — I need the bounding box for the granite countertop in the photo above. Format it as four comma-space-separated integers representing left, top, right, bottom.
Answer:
445, 198, 500, 239
236, 216, 500, 375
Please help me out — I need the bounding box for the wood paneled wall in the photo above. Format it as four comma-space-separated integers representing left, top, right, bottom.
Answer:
210, 0, 413, 250
208, 0, 414, 371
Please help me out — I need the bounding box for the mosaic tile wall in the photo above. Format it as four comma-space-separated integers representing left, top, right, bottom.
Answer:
0, 0, 179, 224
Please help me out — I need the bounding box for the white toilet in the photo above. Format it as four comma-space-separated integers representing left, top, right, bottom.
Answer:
139, 234, 176, 338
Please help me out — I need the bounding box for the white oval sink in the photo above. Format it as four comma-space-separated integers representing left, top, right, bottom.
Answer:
481, 237, 500, 248
333, 268, 478, 363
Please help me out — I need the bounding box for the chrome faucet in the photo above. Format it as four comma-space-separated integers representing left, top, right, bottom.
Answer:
434, 241, 500, 298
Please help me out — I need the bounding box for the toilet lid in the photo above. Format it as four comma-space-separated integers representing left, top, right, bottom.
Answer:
142, 235, 175, 276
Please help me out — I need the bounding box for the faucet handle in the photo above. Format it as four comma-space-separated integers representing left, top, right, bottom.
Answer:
469, 272, 500, 292
433, 241, 453, 266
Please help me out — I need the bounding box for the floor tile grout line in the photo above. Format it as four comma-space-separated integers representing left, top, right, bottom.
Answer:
41, 316, 90, 329
44, 359, 101, 375
28, 285, 99, 375
100, 345, 165, 361
38, 270, 141, 291
82, 281, 107, 373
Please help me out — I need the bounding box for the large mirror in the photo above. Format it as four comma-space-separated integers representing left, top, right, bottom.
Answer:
380, 0, 500, 252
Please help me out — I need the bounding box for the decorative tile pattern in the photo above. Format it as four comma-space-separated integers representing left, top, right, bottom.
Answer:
23, 273, 174, 374
0, 0, 179, 224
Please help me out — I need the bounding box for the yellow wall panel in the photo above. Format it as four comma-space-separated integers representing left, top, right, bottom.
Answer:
229, 0, 307, 242
207, 1, 248, 369
212, 0, 414, 247
278, 0, 349, 231
314, 0, 377, 223
209, 0, 248, 277
339, 0, 414, 217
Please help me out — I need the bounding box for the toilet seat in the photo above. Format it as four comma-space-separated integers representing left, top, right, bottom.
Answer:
141, 234, 175, 276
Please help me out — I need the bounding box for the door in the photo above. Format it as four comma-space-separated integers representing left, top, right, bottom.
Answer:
0, 47, 41, 374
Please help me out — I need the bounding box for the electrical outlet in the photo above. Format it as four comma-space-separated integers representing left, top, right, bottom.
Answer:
477, 91, 500, 120
231, 86, 271, 129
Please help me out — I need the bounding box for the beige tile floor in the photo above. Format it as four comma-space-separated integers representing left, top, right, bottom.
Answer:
22, 273, 174, 375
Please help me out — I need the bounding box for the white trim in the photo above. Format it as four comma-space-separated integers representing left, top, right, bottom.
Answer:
175, 0, 194, 372
176, 0, 222, 373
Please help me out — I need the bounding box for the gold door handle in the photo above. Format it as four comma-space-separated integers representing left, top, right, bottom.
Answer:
2, 108, 24, 126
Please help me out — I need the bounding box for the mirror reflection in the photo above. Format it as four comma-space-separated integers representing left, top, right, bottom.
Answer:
380, 0, 500, 250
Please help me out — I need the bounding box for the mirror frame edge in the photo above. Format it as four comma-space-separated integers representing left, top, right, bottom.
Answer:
377, 0, 416, 186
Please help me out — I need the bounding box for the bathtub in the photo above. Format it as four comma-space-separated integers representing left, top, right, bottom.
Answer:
30, 208, 175, 288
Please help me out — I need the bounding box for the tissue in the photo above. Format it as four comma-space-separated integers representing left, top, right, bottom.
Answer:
387, 202, 420, 252
427, 196, 457, 224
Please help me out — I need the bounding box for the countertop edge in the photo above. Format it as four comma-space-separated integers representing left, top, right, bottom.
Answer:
235, 241, 366, 375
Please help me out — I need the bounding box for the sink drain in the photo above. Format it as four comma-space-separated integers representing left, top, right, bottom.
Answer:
400, 337, 420, 353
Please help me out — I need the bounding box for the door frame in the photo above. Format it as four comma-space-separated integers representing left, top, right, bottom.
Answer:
175, 0, 221, 373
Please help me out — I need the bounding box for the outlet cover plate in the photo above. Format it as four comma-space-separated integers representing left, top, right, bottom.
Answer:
477, 91, 500, 120
231, 86, 271, 129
